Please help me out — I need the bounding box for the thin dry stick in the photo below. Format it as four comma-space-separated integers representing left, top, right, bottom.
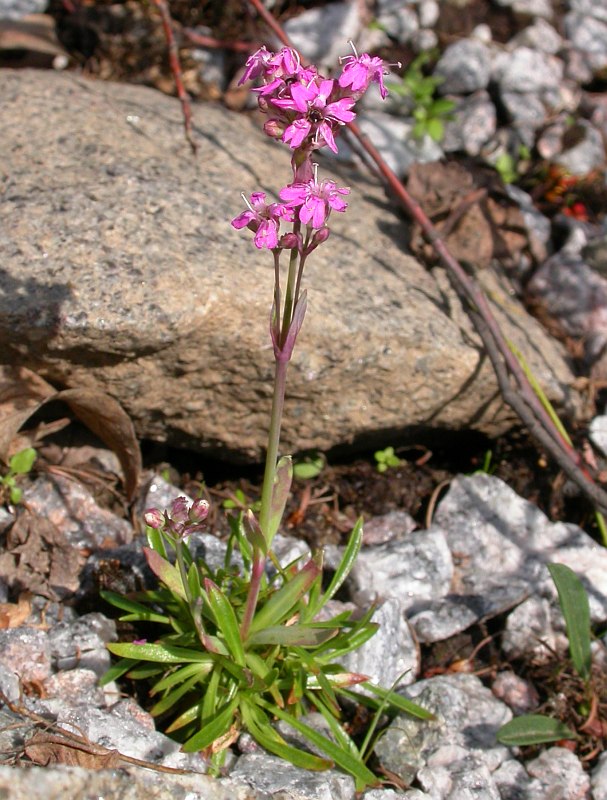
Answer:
152, 0, 197, 154
243, 0, 607, 515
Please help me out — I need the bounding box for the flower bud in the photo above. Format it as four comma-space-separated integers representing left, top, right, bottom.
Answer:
189, 498, 210, 523
279, 231, 302, 251
170, 496, 190, 524
144, 508, 164, 529
312, 226, 330, 245
305, 225, 330, 254
264, 118, 285, 139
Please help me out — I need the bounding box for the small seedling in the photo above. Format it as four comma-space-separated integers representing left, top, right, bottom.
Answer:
386, 51, 455, 142
1, 447, 37, 505
374, 446, 402, 473
497, 562, 593, 747
293, 451, 326, 480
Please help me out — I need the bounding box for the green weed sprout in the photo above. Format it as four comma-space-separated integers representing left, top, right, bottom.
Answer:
497, 563, 593, 747
1, 446, 36, 505
386, 51, 455, 142
101, 44, 431, 789
374, 446, 402, 473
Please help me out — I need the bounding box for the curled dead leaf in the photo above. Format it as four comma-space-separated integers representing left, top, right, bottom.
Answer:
0, 365, 141, 500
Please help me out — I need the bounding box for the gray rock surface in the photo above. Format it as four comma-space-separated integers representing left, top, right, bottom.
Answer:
0, 69, 578, 460
230, 753, 355, 800
374, 674, 511, 789
593, 751, 607, 800
441, 90, 496, 156
0, 0, 47, 18
434, 39, 492, 95
526, 747, 591, 798
0, 765, 257, 800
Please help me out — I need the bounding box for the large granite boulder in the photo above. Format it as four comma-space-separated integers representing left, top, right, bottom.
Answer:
0, 69, 577, 461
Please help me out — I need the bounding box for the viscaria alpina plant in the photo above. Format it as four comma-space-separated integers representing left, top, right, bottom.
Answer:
101, 44, 431, 789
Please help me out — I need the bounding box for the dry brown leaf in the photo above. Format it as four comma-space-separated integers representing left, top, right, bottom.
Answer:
0, 591, 32, 629
0, 366, 55, 461
24, 731, 123, 769
0, 366, 141, 500
0, 511, 83, 600
55, 388, 141, 501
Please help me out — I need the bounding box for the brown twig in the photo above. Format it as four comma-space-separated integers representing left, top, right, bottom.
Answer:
243, 0, 607, 516
152, 0, 197, 154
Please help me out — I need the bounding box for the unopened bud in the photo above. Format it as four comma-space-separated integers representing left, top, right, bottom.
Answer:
264, 118, 285, 139
144, 508, 164, 529
312, 226, 330, 245
170, 496, 190, 524
305, 226, 330, 254
189, 498, 210, 523
279, 232, 302, 251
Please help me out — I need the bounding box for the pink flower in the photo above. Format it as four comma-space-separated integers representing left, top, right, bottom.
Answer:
231, 192, 293, 250
339, 52, 388, 99
280, 177, 349, 228
272, 79, 356, 153
239, 46, 274, 85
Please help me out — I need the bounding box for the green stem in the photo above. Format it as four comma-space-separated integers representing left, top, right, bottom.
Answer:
280, 225, 301, 346
241, 229, 303, 639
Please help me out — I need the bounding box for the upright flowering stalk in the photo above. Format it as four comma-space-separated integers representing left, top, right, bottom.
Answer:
232, 43, 390, 638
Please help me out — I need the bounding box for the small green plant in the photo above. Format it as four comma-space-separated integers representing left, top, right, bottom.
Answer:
493, 145, 531, 185
101, 44, 432, 789
0, 447, 37, 505
374, 446, 402, 473
387, 51, 455, 142
293, 451, 326, 480
102, 502, 431, 786
497, 562, 592, 747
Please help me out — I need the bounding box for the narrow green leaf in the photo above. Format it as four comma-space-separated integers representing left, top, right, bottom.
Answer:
265, 456, 293, 547
247, 624, 337, 647
358, 684, 434, 721
165, 701, 202, 733
107, 641, 212, 664
305, 690, 360, 759
151, 672, 203, 717
306, 519, 363, 620
257, 697, 379, 788
144, 547, 188, 601
181, 696, 239, 752
187, 561, 203, 603
146, 525, 168, 559
206, 581, 246, 666
497, 714, 577, 746
248, 558, 320, 636
125, 663, 165, 680
151, 662, 212, 695
240, 700, 333, 771
548, 562, 592, 681
202, 665, 222, 720
99, 590, 170, 624
99, 657, 139, 686
244, 509, 267, 555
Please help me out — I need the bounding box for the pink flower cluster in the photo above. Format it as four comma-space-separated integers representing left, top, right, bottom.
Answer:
231, 45, 388, 250
144, 496, 209, 539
